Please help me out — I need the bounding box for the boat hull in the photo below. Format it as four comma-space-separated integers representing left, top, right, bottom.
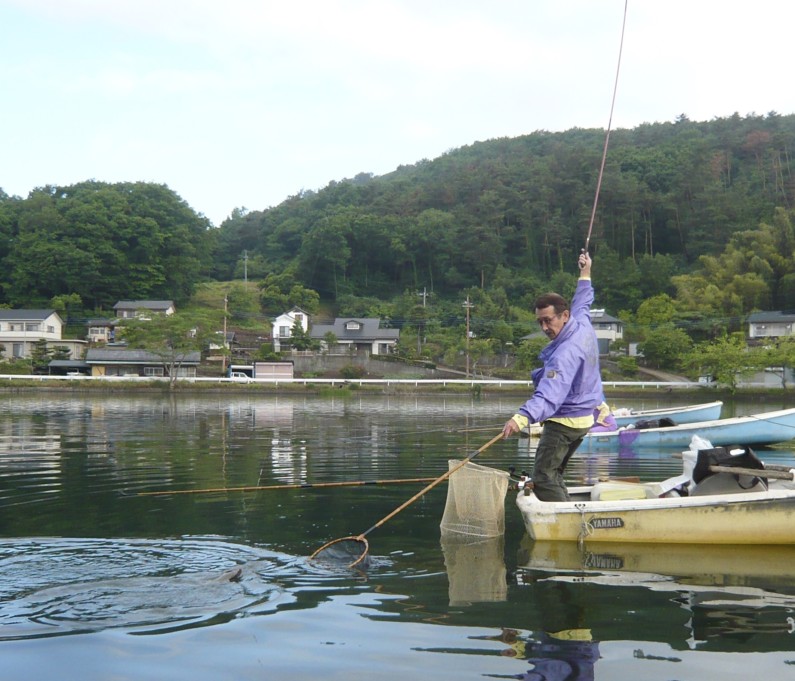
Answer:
516, 486, 795, 544
612, 400, 722, 428
581, 406, 795, 451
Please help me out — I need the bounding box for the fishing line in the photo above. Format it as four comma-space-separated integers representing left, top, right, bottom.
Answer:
584, 0, 629, 253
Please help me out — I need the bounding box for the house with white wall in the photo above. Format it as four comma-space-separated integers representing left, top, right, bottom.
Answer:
0, 309, 62, 359
0, 309, 86, 360
272, 307, 310, 352
591, 309, 624, 354
747, 311, 795, 339
86, 318, 116, 344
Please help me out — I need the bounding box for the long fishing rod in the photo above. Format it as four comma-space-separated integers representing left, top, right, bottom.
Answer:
584, 0, 629, 253
134, 477, 440, 497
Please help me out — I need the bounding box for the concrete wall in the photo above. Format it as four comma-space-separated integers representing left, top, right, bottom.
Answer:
290, 353, 457, 377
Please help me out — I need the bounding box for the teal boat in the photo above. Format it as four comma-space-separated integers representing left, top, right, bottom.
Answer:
611, 400, 722, 428
580, 407, 795, 452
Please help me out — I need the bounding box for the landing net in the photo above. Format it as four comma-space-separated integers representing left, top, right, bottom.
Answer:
440, 460, 510, 538
309, 536, 369, 569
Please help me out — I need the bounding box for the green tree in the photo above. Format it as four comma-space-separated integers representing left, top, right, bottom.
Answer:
761, 337, 795, 389
30, 339, 53, 374
49, 293, 83, 317
120, 311, 221, 387
682, 334, 761, 391
322, 331, 338, 353
620, 295, 673, 346
466, 338, 495, 376
491, 320, 515, 351
514, 336, 548, 373
288, 320, 316, 351
257, 270, 320, 315
615, 355, 638, 376
637, 325, 693, 370
288, 284, 320, 314
2, 181, 213, 308
50, 345, 72, 361
298, 214, 352, 298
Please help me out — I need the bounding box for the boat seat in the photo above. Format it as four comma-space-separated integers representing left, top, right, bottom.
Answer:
590, 481, 657, 501
590, 473, 692, 501
691, 472, 767, 496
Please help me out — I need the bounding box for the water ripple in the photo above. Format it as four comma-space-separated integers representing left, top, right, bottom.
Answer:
0, 536, 367, 640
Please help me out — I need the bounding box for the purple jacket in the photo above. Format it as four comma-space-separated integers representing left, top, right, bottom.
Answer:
518, 278, 603, 424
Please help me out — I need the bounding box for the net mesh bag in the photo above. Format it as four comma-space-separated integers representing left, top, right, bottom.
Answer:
440, 459, 510, 538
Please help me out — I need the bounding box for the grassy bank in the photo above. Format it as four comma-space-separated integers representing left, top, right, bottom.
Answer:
2, 376, 781, 401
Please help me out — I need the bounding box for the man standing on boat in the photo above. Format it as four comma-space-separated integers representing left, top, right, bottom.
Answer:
501, 251, 603, 501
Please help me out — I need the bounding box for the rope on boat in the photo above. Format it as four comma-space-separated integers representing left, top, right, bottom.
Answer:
576, 503, 593, 550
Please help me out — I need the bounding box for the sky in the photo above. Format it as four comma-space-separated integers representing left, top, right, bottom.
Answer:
2, 0, 794, 227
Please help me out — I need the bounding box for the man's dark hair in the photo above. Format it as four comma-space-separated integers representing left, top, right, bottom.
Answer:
534, 292, 569, 314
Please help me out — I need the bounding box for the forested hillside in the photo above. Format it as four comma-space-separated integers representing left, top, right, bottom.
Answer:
0, 181, 215, 310
2, 113, 795, 365
212, 112, 795, 317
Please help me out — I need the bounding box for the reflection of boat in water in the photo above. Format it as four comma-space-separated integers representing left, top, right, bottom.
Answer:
517, 537, 795, 593
516, 536, 795, 652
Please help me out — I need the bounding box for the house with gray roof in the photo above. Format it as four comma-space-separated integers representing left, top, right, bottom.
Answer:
591, 309, 623, 354
309, 318, 399, 355
747, 311, 795, 339
84, 347, 200, 377
113, 300, 176, 319
86, 318, 117, 344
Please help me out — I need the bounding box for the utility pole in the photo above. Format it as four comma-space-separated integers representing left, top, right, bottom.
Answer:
222, 295, 228, 376
417, 287, 428, 354
418, 287, 427, 307
243, 250, 248, 287
463, 296, 474, 378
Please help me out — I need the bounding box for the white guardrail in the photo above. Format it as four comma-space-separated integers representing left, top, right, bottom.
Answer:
0, 374, 699, 390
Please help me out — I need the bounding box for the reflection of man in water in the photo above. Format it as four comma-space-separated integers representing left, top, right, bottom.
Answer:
492, 625, 600, 681
516, 629, 599, 681
511, 580, 600, 680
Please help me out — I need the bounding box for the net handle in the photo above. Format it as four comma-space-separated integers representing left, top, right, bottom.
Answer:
309, 432, 503, 567
360, 432, 504, 538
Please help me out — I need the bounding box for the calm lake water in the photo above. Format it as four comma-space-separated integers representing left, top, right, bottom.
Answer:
1, 391, 794, 680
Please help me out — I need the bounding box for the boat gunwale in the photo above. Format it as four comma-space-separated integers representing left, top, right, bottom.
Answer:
595, 406, 795, 437
613, 400, 722, 420
515, 485, 795, 515
580, 405, 795, 449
